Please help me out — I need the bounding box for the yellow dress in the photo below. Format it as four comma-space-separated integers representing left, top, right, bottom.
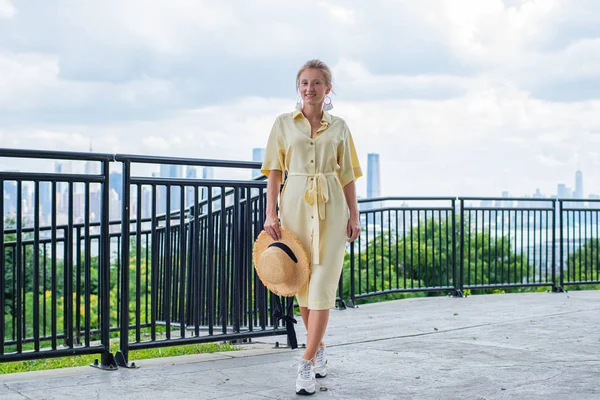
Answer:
261, 109, 362, 310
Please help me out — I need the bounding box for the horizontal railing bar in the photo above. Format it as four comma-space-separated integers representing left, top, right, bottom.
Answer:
0, 171, 105, 183
560, 208, 600, 212
563, 280, 600, 285
126, 329, 287, 351
558, 199, 600, 204
114, 153, 261, 169
462, 207, 555, 212
0, 148, 114, 161
353, 286, 456, 299
464, 283, 552, 290
129, 176, 267, 188
461, 197, 556, 202
361, 206, 453, 213
0, 346, 106, 362
359, 196, 456, 203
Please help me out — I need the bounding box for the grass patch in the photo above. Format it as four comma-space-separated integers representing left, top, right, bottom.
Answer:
0, 342, 239, 375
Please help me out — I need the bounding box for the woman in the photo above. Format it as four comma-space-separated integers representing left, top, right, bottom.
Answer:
261, 59, 362, 395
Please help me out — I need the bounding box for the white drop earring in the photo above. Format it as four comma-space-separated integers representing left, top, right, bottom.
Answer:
295, 96, 303, 110
322, 96, 333, 111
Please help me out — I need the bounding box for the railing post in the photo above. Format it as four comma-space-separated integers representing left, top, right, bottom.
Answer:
454, 198, 464, 297
116, 160, 136, 368
554, 200, 564, 292
336, 269, 346, 310
348, 240, 357, 308
91, 159, 117, 370
0, 179, 4, 355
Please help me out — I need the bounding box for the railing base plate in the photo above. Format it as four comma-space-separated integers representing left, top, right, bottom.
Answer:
90, 352, 118, 371
346, 300, 358, 309
336, 299, 347, 310
115, 350, 139, 369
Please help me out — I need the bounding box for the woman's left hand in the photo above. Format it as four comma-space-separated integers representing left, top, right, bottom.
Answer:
346, 213, 360, 243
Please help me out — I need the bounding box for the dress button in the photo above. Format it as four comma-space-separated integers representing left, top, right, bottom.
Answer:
310, 177, 314, 181
310, 142, 314, 145
310, 160, 314, 163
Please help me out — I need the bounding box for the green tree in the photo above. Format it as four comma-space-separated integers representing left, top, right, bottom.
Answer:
564, 238, 600, 290
342, 215, 535, 304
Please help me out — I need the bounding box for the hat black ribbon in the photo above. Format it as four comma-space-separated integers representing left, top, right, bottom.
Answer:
272, 295, 298, 349
267, 242, 298, 263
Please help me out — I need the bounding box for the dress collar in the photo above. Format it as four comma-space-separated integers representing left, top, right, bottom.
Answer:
292, 109, 332, 126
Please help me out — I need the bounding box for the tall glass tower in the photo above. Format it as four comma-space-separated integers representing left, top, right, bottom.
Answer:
366, 153, 382, 224
367, 153, 381, 200
252, 148, 265, 178
160, 164, 183, 212
574, 170, 583, 199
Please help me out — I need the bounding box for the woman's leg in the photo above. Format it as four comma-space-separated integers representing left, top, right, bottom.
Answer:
300, 307, 325, 352
302, 309, 329, 361
300, 306, 310, 329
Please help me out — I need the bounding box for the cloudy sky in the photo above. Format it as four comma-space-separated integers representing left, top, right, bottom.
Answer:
1, 0, 599, 198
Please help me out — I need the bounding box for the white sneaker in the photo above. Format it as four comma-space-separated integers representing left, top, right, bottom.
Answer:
314, 346, 328, 378
296, 358, 316, 396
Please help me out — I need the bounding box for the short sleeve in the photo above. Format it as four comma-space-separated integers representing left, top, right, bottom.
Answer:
337, 124, 363, 187
260, 117, 285, 177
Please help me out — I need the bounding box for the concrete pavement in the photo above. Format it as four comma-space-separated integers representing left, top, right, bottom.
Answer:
1, 290, 599, 400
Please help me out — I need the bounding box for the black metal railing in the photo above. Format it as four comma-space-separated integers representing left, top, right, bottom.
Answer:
0, 148, 114, 368
559, 199, 600, 287
113, 154, 286, 367
460, 197, 556, 292
1, 148, 599, 368
346, 198, 457, 307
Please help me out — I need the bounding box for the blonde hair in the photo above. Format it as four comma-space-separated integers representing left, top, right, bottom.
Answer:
296, 59, 333, 91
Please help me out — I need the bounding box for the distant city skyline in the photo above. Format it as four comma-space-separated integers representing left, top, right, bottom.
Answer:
2, 1, 599, 200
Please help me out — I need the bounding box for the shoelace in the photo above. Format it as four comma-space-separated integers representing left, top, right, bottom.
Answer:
315, 347, 326, 366
298, 360, 313, 381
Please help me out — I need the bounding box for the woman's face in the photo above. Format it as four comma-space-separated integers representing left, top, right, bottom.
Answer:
298, 69, 331, 108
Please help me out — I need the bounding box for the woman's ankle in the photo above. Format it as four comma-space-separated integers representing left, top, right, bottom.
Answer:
301, 356, 314, 364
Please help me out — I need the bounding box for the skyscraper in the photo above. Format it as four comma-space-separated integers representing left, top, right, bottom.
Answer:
365, 153, 382, 224
252, 148, 266, 178
39, 181, 52, 222
574, 170, 583, 199
55, 161, 72, 196
367, 153, 381, 199
557, 183, 571, 199
366, 152, 381, 208
185, 166, 198, 207
159, 164, 183, 212
85, 140, 98, 174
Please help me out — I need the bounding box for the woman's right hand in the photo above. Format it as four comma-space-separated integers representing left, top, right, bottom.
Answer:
264, 214, 281, 241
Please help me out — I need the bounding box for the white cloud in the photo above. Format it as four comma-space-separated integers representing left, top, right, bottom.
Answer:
0, 52, 181, 114
333, 59, 473, 98
426, 0, 560, 65
0, 0, 16, 18
1, 0, 599, 198
317, 2, 356, 24
3, 84, 600, 197
142, 136, 171, 150
0, 53, 60, 108
535, 154, 565, 167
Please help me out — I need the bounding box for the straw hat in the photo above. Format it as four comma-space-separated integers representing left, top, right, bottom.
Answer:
253, 228, 310, 297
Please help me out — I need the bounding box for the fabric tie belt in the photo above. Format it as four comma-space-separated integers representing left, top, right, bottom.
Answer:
287, 172, 338, 264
